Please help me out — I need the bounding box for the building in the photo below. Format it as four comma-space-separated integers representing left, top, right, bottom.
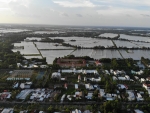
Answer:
1, 108, 13, 113
51, 72, 61, 79
95, 61, 102, 66
20, 82, 32, 89
126, 90, 135, 101
85, 84, 94, 90
146, 77, 150, 81
136, 93, 144, 101
75, 84, 78, 89
57, 58, 86, 68
7, 70, 33, 81
134, 109, 144, 113
143, 83, 150, 90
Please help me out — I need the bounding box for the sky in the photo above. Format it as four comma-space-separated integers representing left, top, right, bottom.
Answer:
0, 0, 150, 27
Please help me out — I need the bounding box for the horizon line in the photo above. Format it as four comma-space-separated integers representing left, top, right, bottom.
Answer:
0, 23, 150, 29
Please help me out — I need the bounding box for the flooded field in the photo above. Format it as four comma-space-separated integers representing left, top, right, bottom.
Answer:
25, 37, 42, 41
99, 33, 118, 38
71, 49, 122, 59
72, 49, 150, 60
12, 42, 39, 55
34, 42, 74, 50
0, 28, 30, 33
114, 40, 139, 48
131, 42, 150, 48
12, 36, 150, 64
40, 50, 74, 64
51, 37, 114, 48
34, 31, 59, 34
119, 50, 150, 60
119, 34, 150, 42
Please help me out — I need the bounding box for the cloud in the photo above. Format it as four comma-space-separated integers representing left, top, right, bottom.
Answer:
53, 0, 95, 8
141, 14, 150, 17
76, 14, 82, 17
126, 14, 132, 17
59, 12, 69, 17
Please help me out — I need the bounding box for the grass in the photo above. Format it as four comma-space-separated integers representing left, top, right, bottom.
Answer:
65, 86, 75, 95
0, 70, 9, 80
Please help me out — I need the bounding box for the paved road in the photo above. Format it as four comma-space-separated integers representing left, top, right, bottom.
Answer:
0, 101, 149, 106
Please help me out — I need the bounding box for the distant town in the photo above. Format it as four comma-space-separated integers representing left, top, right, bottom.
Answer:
1, 24, 150, 113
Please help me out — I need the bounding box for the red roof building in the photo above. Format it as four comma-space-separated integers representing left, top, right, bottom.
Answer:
57, 58, 86, 68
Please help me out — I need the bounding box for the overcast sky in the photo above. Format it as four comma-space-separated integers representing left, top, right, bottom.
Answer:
0, 0, 150, 27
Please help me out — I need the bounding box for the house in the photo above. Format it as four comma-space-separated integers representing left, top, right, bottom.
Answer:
110, 69, 114, 74
146, 77, 150, 81
131, 70, 143, 75
85, 92, 93, 99
134, 109, 144, 113
95, 61, 102, 66
60, 77, 66, 81
83, 110, 91, 113
13, 82, 19, 88
117, 84, 128, 90
0, 91, 11, 100
135, 76, 139, 80
140, 78, 145, 83
39, 111, 44, 113
87, 77, 101, 82
64, 83, 67, 89
118, 77, 127, 81
113, 76, 117, 81
1, 108, 13, 113
75, 84, 78, 89
57, 58, 86, 68
78, 75, 81, 82
40, 65, 48, 68
99, 89, 105, 97
136, 93, 144, 101
125, 75, 130, 80
104, 93, 117, 101
114, 70, 125, 75
75, 91, 83, 98
85, 84, 94, 90
143, 83, 150, 90
67, 95, 72, 101
16, 89, 33, 100
51, 72, 61, 79
20, 82, 32, 89
126, 90, 135, 101
105, 70, 110, 75
84, 77, 87, 82
71, 109, 82, 113
60, 94, 66, 102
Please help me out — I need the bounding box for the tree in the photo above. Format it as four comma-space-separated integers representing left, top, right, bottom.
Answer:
47, 105, 54, 113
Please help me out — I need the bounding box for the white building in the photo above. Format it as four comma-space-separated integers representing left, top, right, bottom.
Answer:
143, 83, 150, 90
1, 108, 13, 113
99, 89, 105, 97
126, 90, 135, 101
75, 84, 78, 89
20, 82, 32, 89
85, 92, 93, 99
134, 109, 144, 113
136, 93, 144, 101
85, 84, 94, 90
